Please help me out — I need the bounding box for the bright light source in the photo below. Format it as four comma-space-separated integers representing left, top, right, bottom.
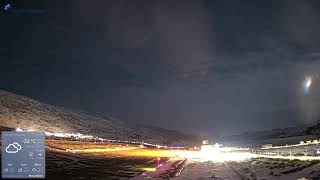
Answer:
304, 76, 313, 94
167, 146, 255, 162
15, 128, 23, 132
140, 167, 156, 172
305, 77, 312, 88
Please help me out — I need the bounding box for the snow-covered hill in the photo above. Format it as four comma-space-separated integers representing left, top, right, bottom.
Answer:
0, 90, 199, 146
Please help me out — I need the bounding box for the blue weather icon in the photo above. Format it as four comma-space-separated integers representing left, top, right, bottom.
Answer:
4, 3, 12, 11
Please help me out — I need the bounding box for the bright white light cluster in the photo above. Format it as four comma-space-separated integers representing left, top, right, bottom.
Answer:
199, 151, 255, 162
45, 132, 95, 139
169, 145, 255, 162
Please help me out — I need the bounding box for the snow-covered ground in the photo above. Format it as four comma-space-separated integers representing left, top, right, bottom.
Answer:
0, 90, 198, 146
173, 158, 320, 179
174, 160, 243, 179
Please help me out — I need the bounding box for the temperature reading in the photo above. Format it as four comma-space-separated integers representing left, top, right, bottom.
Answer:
22, 139, 37, 144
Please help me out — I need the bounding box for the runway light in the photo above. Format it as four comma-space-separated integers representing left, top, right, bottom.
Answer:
157, 157, 160, 166
140, 167, 156, 172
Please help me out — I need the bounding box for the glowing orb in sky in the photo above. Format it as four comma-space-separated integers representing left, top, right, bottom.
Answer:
303, 76, 313, 94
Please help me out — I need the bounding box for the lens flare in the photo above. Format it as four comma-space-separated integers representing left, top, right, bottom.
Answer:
303, 76, 312, 94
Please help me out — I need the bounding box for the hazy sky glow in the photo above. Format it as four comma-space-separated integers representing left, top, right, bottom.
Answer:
2, 0, 320, 136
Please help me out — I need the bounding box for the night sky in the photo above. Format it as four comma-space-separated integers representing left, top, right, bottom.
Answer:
2, 0, 320, 136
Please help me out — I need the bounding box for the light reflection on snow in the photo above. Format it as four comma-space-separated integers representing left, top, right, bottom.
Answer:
168, 146, 255, 162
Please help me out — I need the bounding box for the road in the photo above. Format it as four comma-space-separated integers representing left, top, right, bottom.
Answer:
173, 160, 244, 180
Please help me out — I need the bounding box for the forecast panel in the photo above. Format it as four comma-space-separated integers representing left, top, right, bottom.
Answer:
2, 131, 45, 179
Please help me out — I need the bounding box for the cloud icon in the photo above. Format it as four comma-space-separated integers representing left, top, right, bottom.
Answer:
5, 142, 22, 154
13, 142, 22, 150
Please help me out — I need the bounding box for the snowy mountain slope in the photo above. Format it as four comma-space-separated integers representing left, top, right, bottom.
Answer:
0, 90, 199, 146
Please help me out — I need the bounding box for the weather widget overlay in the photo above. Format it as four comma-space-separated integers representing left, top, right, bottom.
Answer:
2, 131, 45, 179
